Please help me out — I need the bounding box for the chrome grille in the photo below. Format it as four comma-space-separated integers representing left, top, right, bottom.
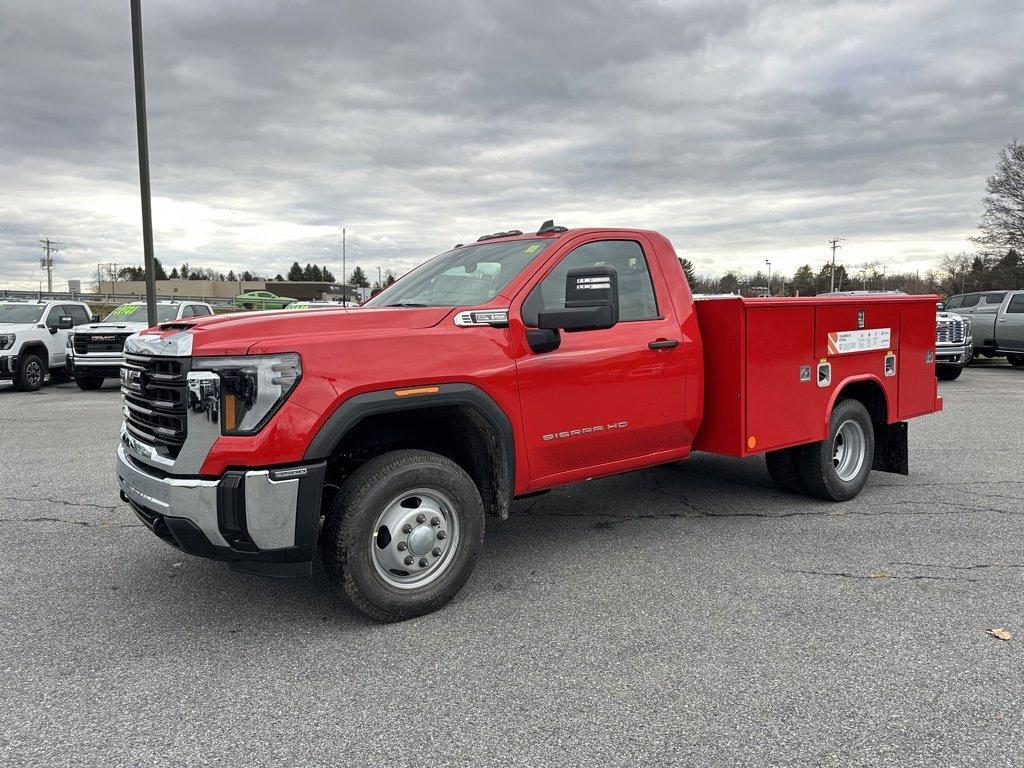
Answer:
936, 319, 965, 344
121, 353, 190, 458
74, 333, 128, 354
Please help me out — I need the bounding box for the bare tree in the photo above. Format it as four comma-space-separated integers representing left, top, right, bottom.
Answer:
972, 139, 1024, 252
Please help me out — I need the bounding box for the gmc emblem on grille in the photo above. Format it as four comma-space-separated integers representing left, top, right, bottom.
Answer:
91, 335, 117, 342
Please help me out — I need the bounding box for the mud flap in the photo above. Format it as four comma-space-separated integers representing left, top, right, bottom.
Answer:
872, 420, 908, 475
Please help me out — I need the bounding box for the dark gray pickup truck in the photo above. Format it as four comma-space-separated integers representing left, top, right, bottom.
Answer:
944, 290, 1024, 366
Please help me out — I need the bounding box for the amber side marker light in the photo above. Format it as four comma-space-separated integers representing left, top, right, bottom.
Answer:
394, 386, 440, 398
223, 394, 237, 431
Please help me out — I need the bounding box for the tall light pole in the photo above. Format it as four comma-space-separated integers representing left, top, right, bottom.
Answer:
130, 0, 158, 327
342, 228, 347, 306
377, 266, 382, 289
881, 265, 886, 291
764, 259, 772, 296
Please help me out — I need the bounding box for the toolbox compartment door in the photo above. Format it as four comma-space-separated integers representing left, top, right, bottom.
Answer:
814, 303, 901, 358
745, 306, 823, 453
898, 301, 938, 418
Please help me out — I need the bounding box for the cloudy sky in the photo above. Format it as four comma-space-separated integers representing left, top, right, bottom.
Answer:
1, 0, 1021, 290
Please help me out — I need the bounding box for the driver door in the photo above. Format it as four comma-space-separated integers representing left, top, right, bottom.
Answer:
511, 235, 688, 486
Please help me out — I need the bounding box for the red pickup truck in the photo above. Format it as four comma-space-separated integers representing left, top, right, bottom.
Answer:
117, 222, 942, 621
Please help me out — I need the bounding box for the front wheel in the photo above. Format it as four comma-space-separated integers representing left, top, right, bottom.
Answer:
936, 365, 963, 381
797, 399, 875, 501
13, 353, 45, 392
322, 449, 485, 622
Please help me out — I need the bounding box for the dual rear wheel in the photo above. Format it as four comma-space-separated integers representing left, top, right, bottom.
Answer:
765, 399, 875, 502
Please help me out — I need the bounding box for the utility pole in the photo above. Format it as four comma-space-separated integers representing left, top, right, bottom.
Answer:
828, 238, 844, 293
39, 238, 60, 294
377, 266, 382, 289
130, 0, 158, 327
881, 265, 886, 291
764, 259, 772, 297
342, 228, 347, 307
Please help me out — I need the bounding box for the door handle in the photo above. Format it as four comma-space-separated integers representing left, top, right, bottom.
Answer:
648, 339, 680, 350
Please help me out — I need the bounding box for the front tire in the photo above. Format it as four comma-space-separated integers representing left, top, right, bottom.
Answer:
13, 353, 45, 392
797, 399, 875, 502
75, 376, 104, 390
322, 449, 485, 622
936, 365, 963, 381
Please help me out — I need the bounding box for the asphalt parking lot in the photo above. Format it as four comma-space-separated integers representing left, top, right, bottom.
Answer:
1, 362, 1021, 767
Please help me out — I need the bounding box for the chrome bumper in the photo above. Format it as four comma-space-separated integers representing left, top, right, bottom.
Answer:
935, 342, 972, 366
71, 351, 124, 368
117, 443, 325, 557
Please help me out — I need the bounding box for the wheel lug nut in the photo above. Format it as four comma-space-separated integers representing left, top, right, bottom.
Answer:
402, 524, 412, 534
432, 547, 442, 557
419, 558, 428, 567
404, 555, 414, 566
437, 531, 447, 540
397, 542, 407, 551
416, 513, 426, 524
431, 517, 440, 526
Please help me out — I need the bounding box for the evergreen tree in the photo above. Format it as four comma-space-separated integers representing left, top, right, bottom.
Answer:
384, 270, 397, 286
274, 273, 284, 282
287, 262, 304, 281
169, 267, 180, 279
241, 271, 254, 281
322, 267, 335, 282
678, 258, 696, 286
348, 266, 370, 288
227, 270, 236, 282
153, 257, 168, 280
791, 265, 816, 296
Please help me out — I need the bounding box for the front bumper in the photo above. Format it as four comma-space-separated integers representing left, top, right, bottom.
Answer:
935, 342, 972, 366
0, 354, 17, 378
117, 443, 325, 571
67, 353, 123, 379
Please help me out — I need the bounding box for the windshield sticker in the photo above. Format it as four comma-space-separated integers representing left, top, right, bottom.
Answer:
524, 244, 541, 253
110, 305, 137, 316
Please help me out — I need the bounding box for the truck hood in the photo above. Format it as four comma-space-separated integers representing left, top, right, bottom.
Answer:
0, 323, 36, 333
145, 306, 454, 356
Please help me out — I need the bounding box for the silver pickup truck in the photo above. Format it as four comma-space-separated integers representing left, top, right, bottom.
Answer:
943, 290, 1024, 367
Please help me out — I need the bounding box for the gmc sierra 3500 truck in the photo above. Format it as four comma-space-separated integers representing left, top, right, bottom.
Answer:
116, 223, 942, 622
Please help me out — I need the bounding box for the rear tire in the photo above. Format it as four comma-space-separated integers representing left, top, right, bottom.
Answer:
797, 399, 875, 502
765, 448, 806, 494
75, 376, 104, 390
322, 449, 485, 622
936, 366, 963, 381
13, 353, 45, 392
1008, 354, 1024, 368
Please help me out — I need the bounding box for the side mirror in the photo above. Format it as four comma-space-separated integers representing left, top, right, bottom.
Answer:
537, 266, 619, 332
91, 314, 101, 323
57, 316, 74, 330
936, 302, 945, 311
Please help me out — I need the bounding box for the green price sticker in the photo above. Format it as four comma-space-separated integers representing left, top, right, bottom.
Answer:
524, 244, 540, 253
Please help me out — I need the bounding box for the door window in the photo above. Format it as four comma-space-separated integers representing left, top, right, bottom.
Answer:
522, 240, 659, 326
1006, 294, 1024, 314
983, 292, 1007, 305
44, 305, 64, 327
62, 305, 89, 326
192, 305, 212, 316
179, 305, 195, 318
956, 294, 981, 309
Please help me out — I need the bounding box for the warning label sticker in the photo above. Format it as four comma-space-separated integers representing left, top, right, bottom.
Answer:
827, 328, 891, 355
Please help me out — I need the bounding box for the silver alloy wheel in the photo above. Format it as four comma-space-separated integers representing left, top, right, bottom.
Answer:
370, 488, 459, 590
832, 419, 866, 482
25, 359, 43, 388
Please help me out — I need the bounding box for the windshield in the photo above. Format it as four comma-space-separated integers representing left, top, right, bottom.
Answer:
0, 304, 45, 324
103, 305, 178, 323
366, 239, 553, 308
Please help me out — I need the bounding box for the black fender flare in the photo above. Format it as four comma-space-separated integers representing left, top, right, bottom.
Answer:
17, 340, 50, 368
303, 383, 515, 515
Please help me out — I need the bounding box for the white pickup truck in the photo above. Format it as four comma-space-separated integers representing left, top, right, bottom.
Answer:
0, 300, 94, 391
66, 300, 214, 389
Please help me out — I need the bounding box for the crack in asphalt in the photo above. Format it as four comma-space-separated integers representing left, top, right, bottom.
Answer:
5, 496, 122, 512
888, 561, 1024, 571
0, 516, 142, 529
789, 569, 981, 583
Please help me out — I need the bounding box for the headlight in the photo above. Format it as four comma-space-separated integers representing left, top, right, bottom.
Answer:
192, 353, 301, 435
0, 334, 14, 351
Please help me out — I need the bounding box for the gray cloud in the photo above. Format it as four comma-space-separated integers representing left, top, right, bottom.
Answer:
1, 0, 1021, 289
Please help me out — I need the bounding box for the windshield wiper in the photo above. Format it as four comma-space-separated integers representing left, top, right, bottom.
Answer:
385, 302, 431, 308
